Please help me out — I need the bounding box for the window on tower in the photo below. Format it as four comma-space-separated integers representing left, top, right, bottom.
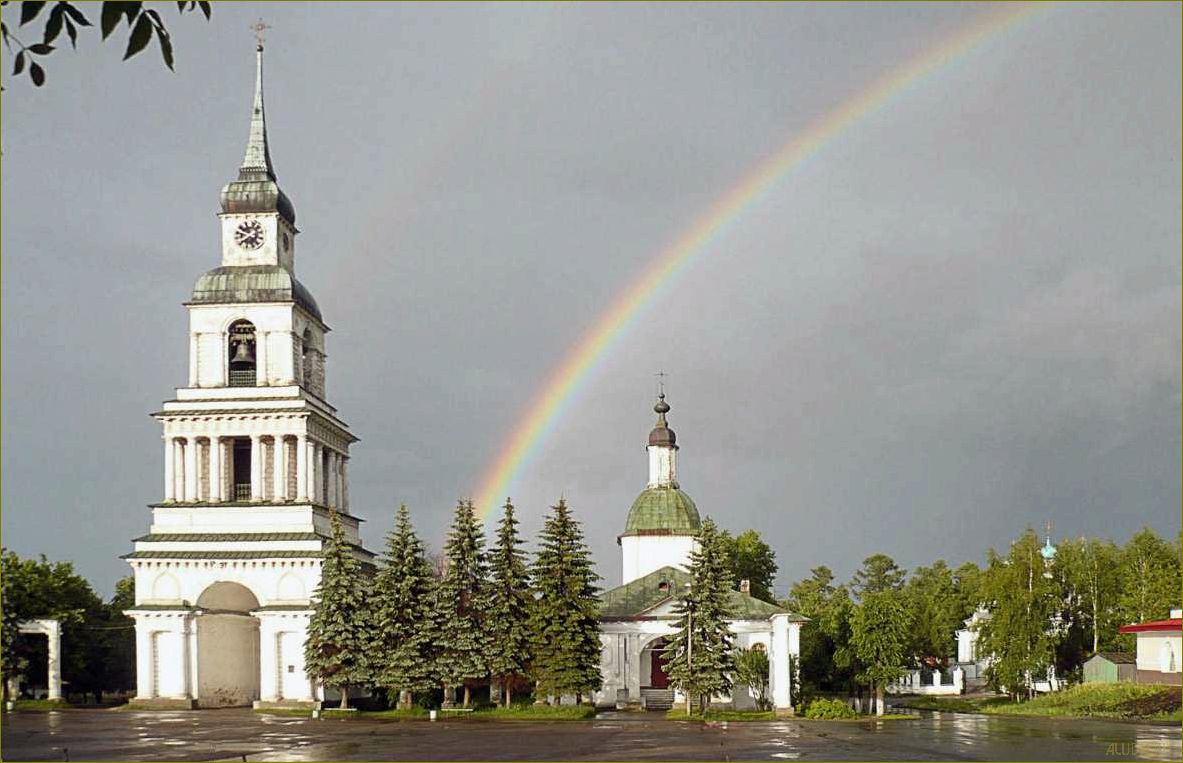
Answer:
228, 320, 257, 387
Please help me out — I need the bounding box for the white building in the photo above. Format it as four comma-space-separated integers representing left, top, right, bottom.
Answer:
1118, 609, 1182, 685
594, 394, 806, 712
123, 43, 371, 709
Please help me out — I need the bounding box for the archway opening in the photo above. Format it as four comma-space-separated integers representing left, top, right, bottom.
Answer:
641, 637, 670, 690
228, 320, 257, 387
195, 582, 260, 707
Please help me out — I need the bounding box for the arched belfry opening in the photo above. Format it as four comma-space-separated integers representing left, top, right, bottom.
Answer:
228, 320, 257, 387
195, 582, 261, 707
300, 328, 312, 388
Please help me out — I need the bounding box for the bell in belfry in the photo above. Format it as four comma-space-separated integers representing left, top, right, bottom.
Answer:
230, 339, 255, 368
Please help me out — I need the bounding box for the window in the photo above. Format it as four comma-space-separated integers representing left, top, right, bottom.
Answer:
228, 320, 257, 387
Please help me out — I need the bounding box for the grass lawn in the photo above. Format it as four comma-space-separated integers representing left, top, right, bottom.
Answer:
8, 699, 71, 711
981, 684, 1182, 722
893, 695, 1009, 713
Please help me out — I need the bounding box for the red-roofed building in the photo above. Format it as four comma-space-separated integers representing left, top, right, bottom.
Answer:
1118, 609, 1182, 685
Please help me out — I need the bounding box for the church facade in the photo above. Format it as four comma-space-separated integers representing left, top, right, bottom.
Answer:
123, 43, 371, 709
594, 396, 806, 712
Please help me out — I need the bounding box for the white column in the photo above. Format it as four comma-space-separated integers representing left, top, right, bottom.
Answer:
134, 620, 154, 699
208, 437, 222, 502
312, 444, 323, 504
272, 437, 286, 502
258, 620, 279, 702
184, 615, 198, 701
770, 614, 791, 711
341, 457, 349, 511
45, 621, 61, 701
164, 437, 176, 502
250, 435, 263, 500
327, 451, 338, 508
183, 437, 198, 502
256, 331, 269, 386
296, 435, 309, 501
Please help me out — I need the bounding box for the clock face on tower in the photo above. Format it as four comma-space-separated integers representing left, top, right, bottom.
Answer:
234, 219, 265, 250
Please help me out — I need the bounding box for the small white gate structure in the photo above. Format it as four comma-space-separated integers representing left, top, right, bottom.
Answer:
7, 620, 63, 701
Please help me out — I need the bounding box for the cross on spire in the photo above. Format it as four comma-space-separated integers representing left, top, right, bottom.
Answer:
251, 19, 270, 51
654, 370, 667, 397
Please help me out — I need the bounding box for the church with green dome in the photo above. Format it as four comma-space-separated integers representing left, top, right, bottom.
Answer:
593, 393, 807, 713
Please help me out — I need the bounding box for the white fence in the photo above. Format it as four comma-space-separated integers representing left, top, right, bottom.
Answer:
886, 667, 964, 696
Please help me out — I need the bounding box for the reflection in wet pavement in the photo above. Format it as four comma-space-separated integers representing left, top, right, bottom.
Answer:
1, 708, 1179, 761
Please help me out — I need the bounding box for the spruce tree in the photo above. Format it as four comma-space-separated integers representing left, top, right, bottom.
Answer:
432, 499, 491, 707
371, 504, 438, 708
487, 499, 533, 706
529, 498, 602, 703
666, 517, 736, 714
304, 509, 371, 710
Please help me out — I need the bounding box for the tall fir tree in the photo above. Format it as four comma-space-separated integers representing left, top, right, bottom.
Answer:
529, 498, 602, 703
487, 499, 533, 706
371, 504, 438, 708
304, 509, 372, 709
432, 499, 491, 707
666, 517, 736, 714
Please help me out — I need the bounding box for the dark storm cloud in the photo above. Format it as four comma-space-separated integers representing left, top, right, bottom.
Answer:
2, 2, 1178, 595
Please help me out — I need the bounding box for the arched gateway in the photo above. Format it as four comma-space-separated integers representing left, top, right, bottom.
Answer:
123, 40, 373, 710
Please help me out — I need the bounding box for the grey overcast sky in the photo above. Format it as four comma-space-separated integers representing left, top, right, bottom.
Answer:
2, 2, 1179, 597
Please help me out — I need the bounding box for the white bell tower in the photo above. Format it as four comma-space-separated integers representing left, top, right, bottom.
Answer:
123, 37, 371, 710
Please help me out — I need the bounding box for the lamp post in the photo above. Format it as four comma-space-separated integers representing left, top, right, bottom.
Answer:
684, 582, 693, 716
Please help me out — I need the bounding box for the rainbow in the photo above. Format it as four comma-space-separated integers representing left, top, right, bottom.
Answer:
473, 3, 1044, 518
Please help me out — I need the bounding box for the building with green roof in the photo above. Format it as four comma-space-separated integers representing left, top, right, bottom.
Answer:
594, 394, 806, 714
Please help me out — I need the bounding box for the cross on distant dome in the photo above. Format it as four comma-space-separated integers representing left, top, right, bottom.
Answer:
252, 19, 270, 51
654, 370, 667, 397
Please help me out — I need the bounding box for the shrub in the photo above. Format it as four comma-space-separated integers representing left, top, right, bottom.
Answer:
803, 697, 857, 719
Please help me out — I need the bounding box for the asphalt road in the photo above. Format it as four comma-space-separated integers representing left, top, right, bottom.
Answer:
1, 708, 1179, 761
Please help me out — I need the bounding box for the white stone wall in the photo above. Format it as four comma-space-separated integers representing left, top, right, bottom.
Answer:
620, 535, 697, 585
188, 304, 324, 389
1136, 633, 1182, 673
219, 213, 296, 271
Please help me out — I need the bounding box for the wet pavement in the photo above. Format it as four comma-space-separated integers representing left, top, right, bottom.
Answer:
1, 708, 1179, 761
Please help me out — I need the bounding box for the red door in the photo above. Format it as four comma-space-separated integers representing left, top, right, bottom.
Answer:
650, 641, 670, 689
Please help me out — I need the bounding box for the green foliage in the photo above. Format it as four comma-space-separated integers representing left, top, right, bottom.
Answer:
370, 504, 438, 705
666, 517, 736, 713
487, 500, 533, 705
668, 708, 777, 721
719, 529, 778, 603
733, 647, 771, 710
1116, 527, 1180, 641
432, 499, 492, 705
851, 589, 912, 709
981, 682, 1181, 721
977, 529, 1059, 699
803, 697, 857, 719
304, 510, 372, 709
1, 549, 116, 698
528, 498, 602, 699
1, 1, 211, 88
906, 560, 975, 660
850, 553, 905, 599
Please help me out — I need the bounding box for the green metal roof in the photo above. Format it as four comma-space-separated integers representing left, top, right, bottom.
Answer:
123, 550, 323, 560
598, 565, 801, 621
190, 265, 321, 321
133, 532, 319, 543
621, 487, 701, 536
